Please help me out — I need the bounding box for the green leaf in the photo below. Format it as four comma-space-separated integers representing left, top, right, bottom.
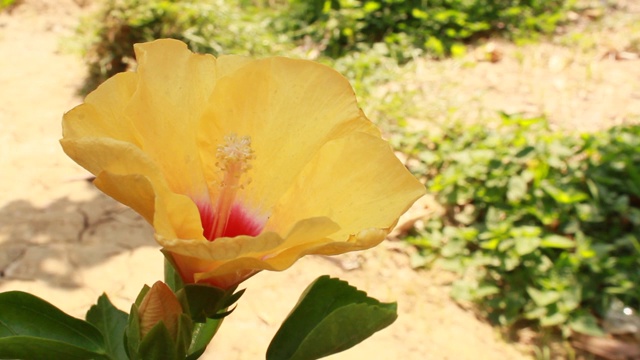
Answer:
570, 313, 605, 337
540, 311, 567, 327
175, 314, 194, 359
163, 252, 185, 292
541, 182, 589, 204
0, 337, 108, 360
474, 284, 500, 299
86, 294, 128, 360
0, 291, 107, 360
178, 284, 242, 322
527, 287, 561, 307
514, 237, 541, 255
507, 175, 528, 203
186, 318, 224, 360
540, 235, 575, 249
267, 276, 397, 360
138, 322, 178, 360
125, 304, 142, 360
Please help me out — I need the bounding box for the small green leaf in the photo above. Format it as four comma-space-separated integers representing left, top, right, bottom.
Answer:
0, 291, 107, 360
541, 182, 588, 204
515, 237, 541, 255
222, 288, 246, 308
507, 175, 528, 203
267, 276, 397, 360
138, 322, 177, 360
125, 304, 142, 360
163, 252, 185, 292
570, 313, 605, 337
176, 314, 194, 359
86, 294, 128, 360
540, 311, 567, 327
527, 287, 561, 307
474, 284, 500, 299
540, 235, 575, 249
178, 284, 242, 322
186, 318, 224, 360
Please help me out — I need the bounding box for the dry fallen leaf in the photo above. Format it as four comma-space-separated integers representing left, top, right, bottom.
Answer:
389, 195, 438, 238
475, 42, 503, 63
572, 333, 640, 360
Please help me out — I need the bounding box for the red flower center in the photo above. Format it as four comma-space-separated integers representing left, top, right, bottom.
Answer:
197, 133, 263, 240
198, 202, 263, 240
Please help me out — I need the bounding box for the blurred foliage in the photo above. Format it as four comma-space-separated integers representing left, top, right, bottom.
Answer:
74, 0, 578, 90
0, 0, 19, 11
73, 0, 296, 92
284, 0, 572, 60
400, 115, 640, 336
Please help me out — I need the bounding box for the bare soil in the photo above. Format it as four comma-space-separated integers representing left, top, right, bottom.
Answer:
1, 1, 638, 359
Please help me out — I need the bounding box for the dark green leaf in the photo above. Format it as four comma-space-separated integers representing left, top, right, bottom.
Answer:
177, 283, 243, 323
86, 294, 128, 360
125, 304, 141, 360
0, 291, 106, 360
222, 288, 246, 308
0, 337, 108, 360
267, 276, 397, 360
178, 284, 225, 322
138, 322, 177, 360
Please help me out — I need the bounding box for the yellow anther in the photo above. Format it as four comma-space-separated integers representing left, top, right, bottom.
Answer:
216, 134, 254, 174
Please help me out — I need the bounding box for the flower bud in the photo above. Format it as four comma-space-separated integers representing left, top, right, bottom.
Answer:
138, 281, 183, 339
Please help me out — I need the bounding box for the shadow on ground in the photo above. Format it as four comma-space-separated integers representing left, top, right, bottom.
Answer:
0, 183, 155, 288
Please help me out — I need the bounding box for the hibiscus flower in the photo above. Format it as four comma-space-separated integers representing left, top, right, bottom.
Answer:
61, 39, 425, 288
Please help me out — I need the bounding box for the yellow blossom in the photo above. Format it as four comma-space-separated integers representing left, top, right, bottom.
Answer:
61, 39, 425, 288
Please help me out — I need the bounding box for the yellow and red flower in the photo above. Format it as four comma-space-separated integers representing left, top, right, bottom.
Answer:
61, 39, 425, 288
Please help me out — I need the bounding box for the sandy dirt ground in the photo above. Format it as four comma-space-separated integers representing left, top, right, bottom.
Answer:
0, 0, 638, 359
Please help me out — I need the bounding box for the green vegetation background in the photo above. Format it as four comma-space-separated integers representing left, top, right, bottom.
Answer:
71, 0, 640, 349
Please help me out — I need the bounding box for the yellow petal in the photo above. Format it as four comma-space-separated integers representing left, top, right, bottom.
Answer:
159, 217, 340, 288
208, 134, 426, 275
126, 39, 218, 198
267, 132, 425, 242
157, 216, 338, 261
198, 57, 380, 216
60, 137, 205, 240
153, 189, 207, 241
93, 173, 156, 224
62, 71, 140, 144
60, 138, 161, 182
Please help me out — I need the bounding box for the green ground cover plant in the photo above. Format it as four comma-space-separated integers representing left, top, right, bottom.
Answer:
284, 0, 572, 59
402, 115, 640, 335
